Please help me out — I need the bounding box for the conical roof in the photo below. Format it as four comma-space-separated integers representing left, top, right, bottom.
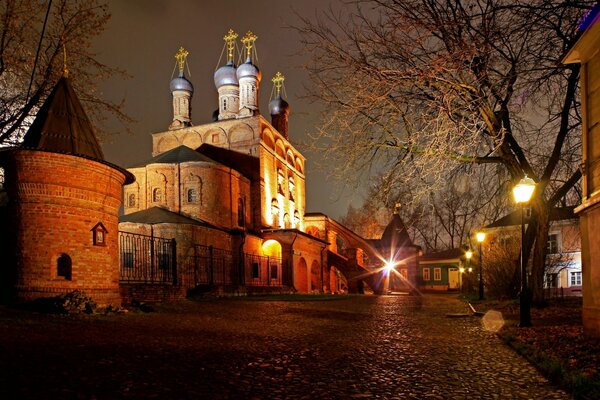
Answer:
379, 212, 413, 249
22, 76, 104, 161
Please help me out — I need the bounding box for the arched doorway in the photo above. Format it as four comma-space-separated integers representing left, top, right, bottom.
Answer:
295, 257, 308, 293
310, 260, 320, 292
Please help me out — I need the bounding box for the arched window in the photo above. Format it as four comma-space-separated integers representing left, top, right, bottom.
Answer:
277, 169, 285, 195
187, 188, 198, 203
271, 198, 280, 227
238, 198, 245, 227
152, 188, 162, 203
57, 254, 72, 280
128, 193, 136, 207
288, 176, 295, 202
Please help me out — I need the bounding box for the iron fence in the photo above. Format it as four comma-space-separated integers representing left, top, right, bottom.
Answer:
119, 231, 177, 284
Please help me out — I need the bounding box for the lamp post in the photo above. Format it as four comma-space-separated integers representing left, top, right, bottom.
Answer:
465, 250, 473, 292
512, 175, 536, 327
476, 232, 486, 300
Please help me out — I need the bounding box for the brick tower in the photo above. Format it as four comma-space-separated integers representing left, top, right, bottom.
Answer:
0, 76, 134, 306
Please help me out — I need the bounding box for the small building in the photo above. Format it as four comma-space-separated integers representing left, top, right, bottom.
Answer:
0, 75, 133, 306
481, 206, 582, 297
418, 248, 469, 291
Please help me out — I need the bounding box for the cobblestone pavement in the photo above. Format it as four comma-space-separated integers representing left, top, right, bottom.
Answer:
0, 294, 571, 399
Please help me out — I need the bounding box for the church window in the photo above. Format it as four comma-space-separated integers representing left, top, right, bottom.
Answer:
128, 193, 136, 207
270, 264, 278, 280
152, 188, 162, 203
252, 263, 260, 279
212, 133, 219, 143
238, 198, 245, 227
293, 210, 300, 226
277, 169, 285, 195
91, 222, 108, 246
223, 98, 227, 110
187, 188, 198, 203
288, 176, 295, 202
271, 199, 280, 227
284, 213, 291, 229
57, 254, 72, 280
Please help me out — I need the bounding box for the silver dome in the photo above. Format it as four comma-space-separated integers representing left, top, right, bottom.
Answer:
269, 95, 290, 115
214, 61, 238, 88
170, 74, 194, 93
236, 59, 261, 81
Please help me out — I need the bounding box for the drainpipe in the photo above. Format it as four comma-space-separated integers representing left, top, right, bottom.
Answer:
177, 163, 181, 213
320, 243, 327, 293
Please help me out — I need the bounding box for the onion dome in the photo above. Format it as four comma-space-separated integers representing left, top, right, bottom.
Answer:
236, 58, 262, 81
269, 95, 289, 115
170, 73, 194, 93
214, 60, 238, 88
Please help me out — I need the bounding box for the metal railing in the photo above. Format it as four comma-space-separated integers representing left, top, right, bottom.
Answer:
119, 232, 177, 284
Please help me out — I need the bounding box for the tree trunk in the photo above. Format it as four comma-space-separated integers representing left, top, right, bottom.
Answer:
531, 202, 550, 305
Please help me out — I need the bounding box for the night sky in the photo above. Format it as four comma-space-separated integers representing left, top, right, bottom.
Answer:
92, 0, 362, 219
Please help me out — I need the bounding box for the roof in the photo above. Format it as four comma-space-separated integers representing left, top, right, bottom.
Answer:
485, 206, 576, 229
420, 248, 464, 262
563, 4, 600, 64
130, 145, 217, 168
119, 206, 224, 231
197, 143, 259, 180
22, 76, 104, 161
378, 212, 413, 249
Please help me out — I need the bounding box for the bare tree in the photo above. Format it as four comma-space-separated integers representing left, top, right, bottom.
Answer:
298, 0, 592, 303
0, 0, 131, 147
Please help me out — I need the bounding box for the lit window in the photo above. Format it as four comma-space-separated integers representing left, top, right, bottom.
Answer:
57, 254, 72, 280
152, 188, 162, 203
434, 268, 441, 281
288, 176, 295, 201
571, 272, 582, 286
187, 188, 198, 203
547, 233, 560, 254
423, 268, 430, 281
546, 273, 558, 288
212, 133, 219, 143
277, 169, 285, 195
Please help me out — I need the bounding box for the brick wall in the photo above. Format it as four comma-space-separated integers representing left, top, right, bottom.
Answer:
2, 150, 127, 306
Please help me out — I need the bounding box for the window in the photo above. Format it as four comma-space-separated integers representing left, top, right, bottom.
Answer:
434, 268, 441, 281
400, 268, 408, 280
0, 167, 5, 189
252, 263, 260, 279
187, 188, 198, 203
547, 233, 560, 254
212, 133, 219, 143
423, 268, 430, 281
288, 176, 295, 201
571, 272, 582, 286
238, 198, 245, 227
277, 169, 285, 195
270, 264, 278, 279
223, 98, 227, 109
152, 188, 162, 203
57, 254, 72, 280
91, 222, 108, 246
546, 273, 558, 288
128, 193, 136, 207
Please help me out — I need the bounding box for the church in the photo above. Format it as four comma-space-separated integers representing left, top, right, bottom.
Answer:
0, 30, 421, 305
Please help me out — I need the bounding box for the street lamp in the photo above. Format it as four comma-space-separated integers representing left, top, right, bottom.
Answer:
512, 175, 536, 327
476, 232, 486, 300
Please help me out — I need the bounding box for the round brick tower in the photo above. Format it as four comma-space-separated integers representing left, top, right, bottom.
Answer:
0, 76, 134, 306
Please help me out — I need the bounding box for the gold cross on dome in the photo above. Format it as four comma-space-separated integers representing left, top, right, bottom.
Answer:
271, 72, 285, 96
175, 47, 189, 74
223, 29, 238, 62
241, 31, 258, 59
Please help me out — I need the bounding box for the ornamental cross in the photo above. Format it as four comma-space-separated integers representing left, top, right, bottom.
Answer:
241, 31, 258, 59
271, 72, 285, 96
175, 47, 189, 75
223, 29, 238, 62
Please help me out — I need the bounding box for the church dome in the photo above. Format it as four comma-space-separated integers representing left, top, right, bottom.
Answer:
170, 74, 194, 93
237, 59, 261, 81
269, 95, 289, 115
214, 61, 238, 88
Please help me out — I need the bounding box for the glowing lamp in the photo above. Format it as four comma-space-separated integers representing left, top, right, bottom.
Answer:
512, 175, 536, 204
384, 261, 395, 272
459, 267, 465, 273
465, 250, 473, 260
476, 232, 486, 243
468, 267, 473, 273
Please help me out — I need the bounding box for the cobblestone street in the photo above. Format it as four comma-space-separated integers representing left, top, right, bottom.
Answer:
0, 294, 570, 399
